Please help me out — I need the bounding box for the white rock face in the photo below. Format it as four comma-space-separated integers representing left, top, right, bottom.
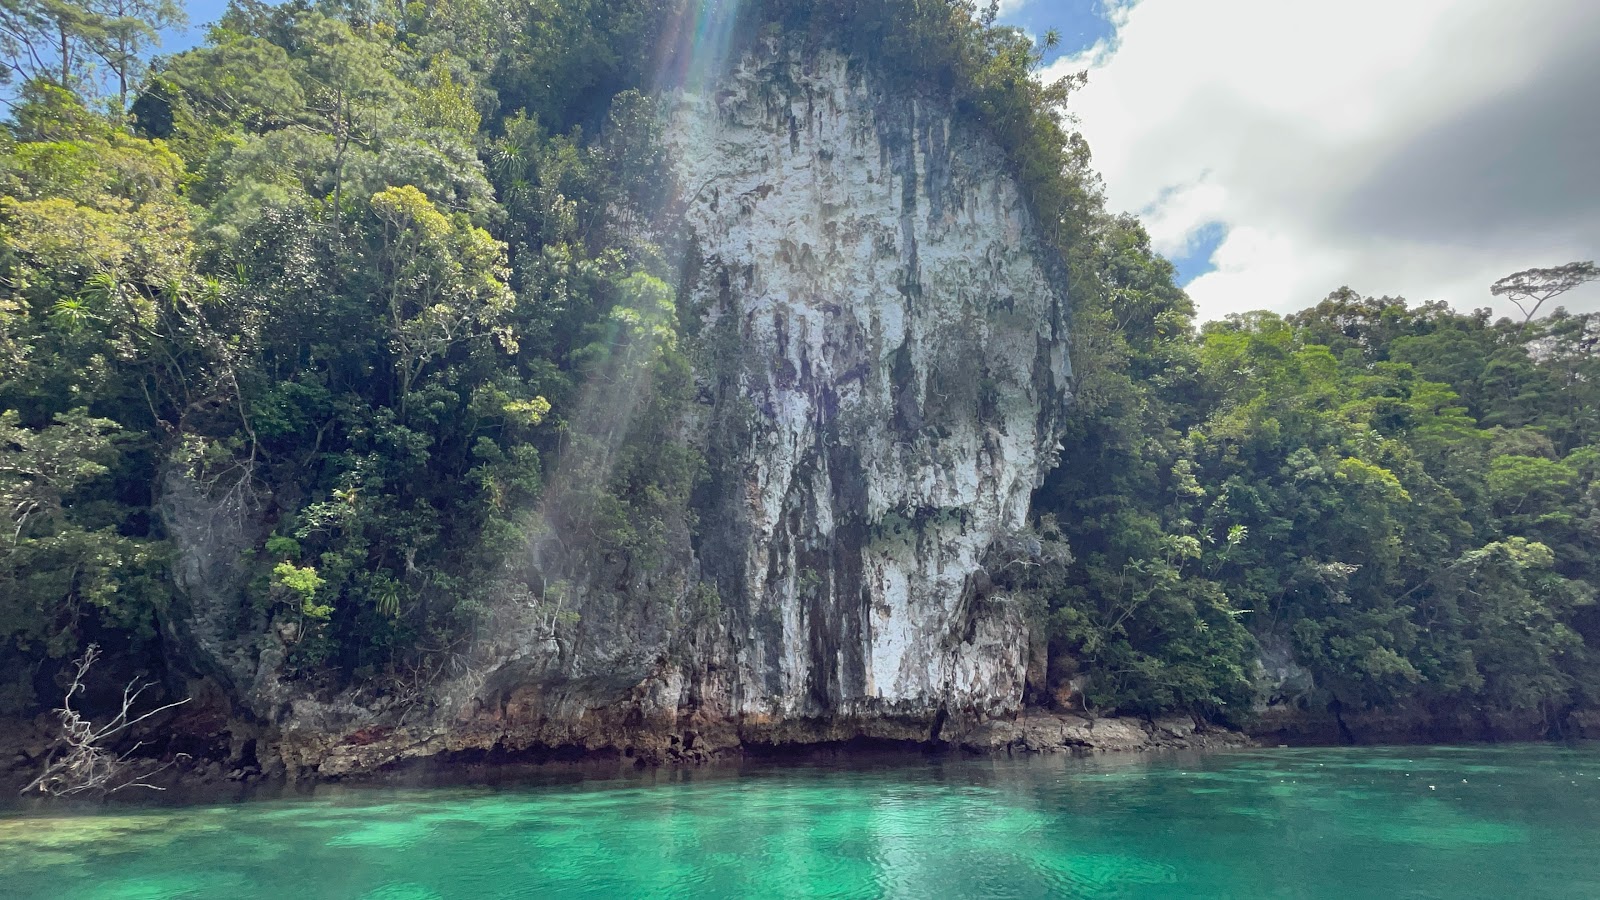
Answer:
171, 45, 1073, 768
667, 46, 1071, 724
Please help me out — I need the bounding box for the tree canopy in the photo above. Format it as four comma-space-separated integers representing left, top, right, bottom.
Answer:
2, 0, 1598, 733
1491, 262, 1599, 324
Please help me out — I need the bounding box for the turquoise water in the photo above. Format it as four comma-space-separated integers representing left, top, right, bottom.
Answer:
3, 744, 1600, 898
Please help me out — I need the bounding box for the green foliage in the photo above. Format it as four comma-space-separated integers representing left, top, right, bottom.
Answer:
0, 409, 165, 657
1036, 223, 1600, 719
273, 561, 329, 620
0, 0, 700, 691
265, 535, 300, 559
1, 0, 183, 106
3, 0, 1598, 734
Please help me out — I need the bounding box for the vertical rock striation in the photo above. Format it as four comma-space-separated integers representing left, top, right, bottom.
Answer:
170, 43, 1073, 775
668, 45, 1071, 739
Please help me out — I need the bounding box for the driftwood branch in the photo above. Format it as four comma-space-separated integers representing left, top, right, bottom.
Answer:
21, 645, 189, 797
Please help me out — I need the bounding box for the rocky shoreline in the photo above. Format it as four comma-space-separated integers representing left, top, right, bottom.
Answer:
961, 711, 1253, 755
9, 702, 1600, 802
0, 708, 1248, 798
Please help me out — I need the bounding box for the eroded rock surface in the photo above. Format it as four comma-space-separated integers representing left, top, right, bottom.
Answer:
163, 43, 1075, 778
963, 712, 1251, 755
673, 45, 1071, 730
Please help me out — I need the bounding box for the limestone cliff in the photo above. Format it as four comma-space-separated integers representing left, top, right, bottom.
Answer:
671, 47, 1070, 730
167, 44, 1075, 777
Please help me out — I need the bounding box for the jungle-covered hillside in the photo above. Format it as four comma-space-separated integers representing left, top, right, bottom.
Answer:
2, 0, 1597, 730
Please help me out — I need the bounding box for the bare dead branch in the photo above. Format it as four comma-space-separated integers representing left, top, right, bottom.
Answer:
21, 644, 190, 798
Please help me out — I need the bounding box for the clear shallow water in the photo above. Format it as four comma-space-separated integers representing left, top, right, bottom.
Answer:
3, 745, 1600, 899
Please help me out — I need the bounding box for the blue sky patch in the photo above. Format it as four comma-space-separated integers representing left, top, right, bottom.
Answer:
998, 0, 1120, 62
1167, 221, 1226, 286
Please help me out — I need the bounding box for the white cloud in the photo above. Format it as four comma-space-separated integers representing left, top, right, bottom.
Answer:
1046, 0, 1600, 322
1139, 176, 1226, 257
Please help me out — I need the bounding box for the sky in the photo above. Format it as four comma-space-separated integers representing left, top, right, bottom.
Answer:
165, 0, 229, 48
157, 0, 1600, 324
1000, 0, 1600, 322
